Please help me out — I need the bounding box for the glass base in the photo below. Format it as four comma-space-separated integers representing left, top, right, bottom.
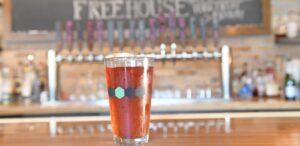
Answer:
113, 135, 149, 146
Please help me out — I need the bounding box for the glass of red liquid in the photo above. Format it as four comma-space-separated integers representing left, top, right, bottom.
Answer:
105, 53, 154, 145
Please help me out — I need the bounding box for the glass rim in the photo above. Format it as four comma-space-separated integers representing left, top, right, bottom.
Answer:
104, 53, 155, 61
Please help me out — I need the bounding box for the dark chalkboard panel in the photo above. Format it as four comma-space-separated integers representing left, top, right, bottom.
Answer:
6, 0, 271, 35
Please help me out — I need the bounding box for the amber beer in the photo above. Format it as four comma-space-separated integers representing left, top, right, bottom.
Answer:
105, 54, 154, 145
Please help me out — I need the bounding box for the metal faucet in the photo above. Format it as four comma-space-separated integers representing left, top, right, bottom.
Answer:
160, 43, 167, 64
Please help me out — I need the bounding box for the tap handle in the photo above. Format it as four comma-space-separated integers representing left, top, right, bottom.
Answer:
75, 22, 84, 50
168, 12, 177, 41
55, 21, 63, 51
178, 17, 186, 44
199, 18, 207, 48
139, 19, 145, 53
129, 20, 136, 41
138, 19, 145, 42
149, 17, 157, 42
107, 20, 115, 49
189, 17, 197, 40
117, 20, 124, 51
86, 20, 94, 51
212, 17, 220, 48
96, 20, 104, 43
76, 23, 84, 41
159, 13, 166, 40
66, 20, 74, 50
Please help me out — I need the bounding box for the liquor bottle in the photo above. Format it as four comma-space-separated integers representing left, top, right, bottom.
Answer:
284, 60, 297, 101
21, 60, 36, 103
14, 62, 24, 101
238, 63, 253, 100
1, 66, 14, 105
264, 62, 280, 97
31, 69, 45, 103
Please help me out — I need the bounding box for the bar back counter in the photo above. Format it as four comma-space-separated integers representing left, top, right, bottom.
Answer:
1, 112, 300, 146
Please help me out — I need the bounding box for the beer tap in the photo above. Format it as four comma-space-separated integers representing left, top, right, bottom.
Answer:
149, 17, 157, 56
55, 21, 63, 54
159, 13, 167, 65
129, 19, 136, 53
168, 12, 177, 64
86, 20, 94, 62
212, 17, 221, 58
55, 21, 63, 62
107, 20, 115, 53
117, 20, 124, 52
75, 22, 84, 62
189, 17, 198, 58
138, 19, 145, 55
178, 17, 187, 58
199, 18, 208, 58
66, 20, 74, 62
95, 20, 104, 60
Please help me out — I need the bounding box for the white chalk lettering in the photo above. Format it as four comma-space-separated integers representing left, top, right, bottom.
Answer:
111, 1, 124, 18
72, 0, 249, 22
88, 1, 101, 19
175, 0, 188, 17
73, 0, 87, 20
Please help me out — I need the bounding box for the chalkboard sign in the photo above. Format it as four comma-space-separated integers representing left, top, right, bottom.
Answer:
5, 0, 271, 35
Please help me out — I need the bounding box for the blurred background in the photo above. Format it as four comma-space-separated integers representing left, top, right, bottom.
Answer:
0, 0, 299, 116
1, 0, 300, 145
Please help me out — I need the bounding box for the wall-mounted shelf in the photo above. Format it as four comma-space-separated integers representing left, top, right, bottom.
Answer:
275, 34, 300, 45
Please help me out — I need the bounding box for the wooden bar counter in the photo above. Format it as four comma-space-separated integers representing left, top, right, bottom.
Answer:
1, 112, 300, 146
1, 98, 300, 117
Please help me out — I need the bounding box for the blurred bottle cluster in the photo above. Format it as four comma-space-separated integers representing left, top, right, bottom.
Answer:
233, 58, 300, 101
233, 60, 280, 101
0, 55, 47, 105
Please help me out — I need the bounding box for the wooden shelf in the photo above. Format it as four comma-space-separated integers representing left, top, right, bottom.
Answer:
275, 35, 300, 45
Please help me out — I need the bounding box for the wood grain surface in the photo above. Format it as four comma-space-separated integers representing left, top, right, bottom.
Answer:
1, 115, 300, 146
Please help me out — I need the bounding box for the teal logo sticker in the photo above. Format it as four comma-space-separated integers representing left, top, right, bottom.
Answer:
115, 87, 125, 99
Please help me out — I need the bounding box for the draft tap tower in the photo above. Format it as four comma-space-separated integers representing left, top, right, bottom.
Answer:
47, 46, 231, 102
47, 18, 232, 103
